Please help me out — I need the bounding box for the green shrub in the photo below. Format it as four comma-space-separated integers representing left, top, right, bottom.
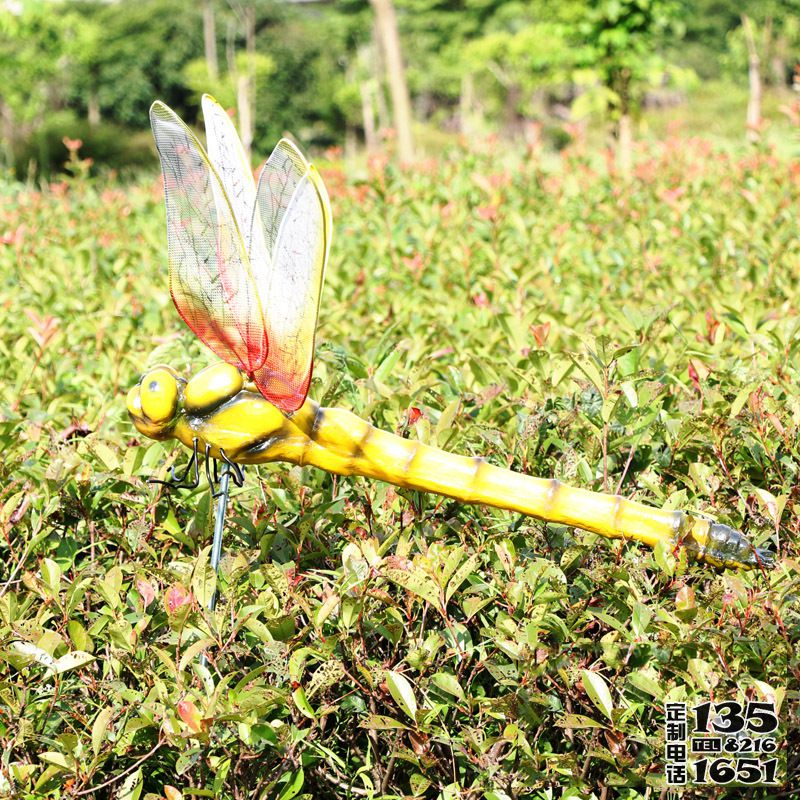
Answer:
0, 137, 796, 798
12, 111, 155, 179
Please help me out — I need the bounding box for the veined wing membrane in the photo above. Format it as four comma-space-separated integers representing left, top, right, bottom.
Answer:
150, 101, 268, 373
253, 139, 307, 258
253, 165, 329, 413
201, 94, 269, 271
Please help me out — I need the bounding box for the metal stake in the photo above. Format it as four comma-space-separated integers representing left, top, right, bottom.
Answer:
209, 461, 232, 612
200, 461, 232, 669
153, 446, 245, 670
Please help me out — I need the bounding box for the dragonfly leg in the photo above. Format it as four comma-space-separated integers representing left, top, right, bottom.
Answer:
149, 441, 245, 668
204, 442, 217, 491
148, 437, 200, 489
219, 449, 246, 487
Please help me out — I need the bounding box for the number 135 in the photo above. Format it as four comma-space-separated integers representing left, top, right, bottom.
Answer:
692, 701, 778, 734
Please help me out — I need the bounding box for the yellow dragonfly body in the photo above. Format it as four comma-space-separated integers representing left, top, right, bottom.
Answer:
128, 98, 773, 572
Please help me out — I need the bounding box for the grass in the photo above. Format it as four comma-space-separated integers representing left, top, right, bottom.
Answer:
0, 135, 797, 798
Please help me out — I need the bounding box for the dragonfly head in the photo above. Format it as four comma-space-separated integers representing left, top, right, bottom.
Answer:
127, 361, 292, 460
127, 365, 184, 439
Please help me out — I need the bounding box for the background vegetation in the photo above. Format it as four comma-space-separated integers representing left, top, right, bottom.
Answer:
0, 0, 799, 798
1, 0, 800, 176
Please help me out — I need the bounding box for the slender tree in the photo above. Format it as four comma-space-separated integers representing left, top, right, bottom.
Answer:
566, 0, 685, 174
369, 0, 413, 160
742, 14, 763, 142
204, 0, 219, 80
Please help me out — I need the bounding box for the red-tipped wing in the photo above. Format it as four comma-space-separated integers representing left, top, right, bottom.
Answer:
150, 101, 268, 374
250, 141, 331, 413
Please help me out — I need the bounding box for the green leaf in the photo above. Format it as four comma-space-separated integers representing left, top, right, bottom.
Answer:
277, 769, 304, 800
631, 603, 652, 637
627, 668, 663, 699
46, 650, 95, 676
620, 380, 638, 407
445, 553, 479, 602
729, 383, 757, 417
40, 558, 61, 596
570, 352, 604, 391
385, 670, 418, 720
410, 773, 432, 795
653, 539, 675, 576
360, 715, 410, 730
178, 638, 216, 674
117, 767, 143, 800
581, 669, 614, 720
90, 440, 120, 471
436, 397, 461, 444
291, 687, 315, 719
430, 672, 465, 700
190, 546, 216, 608
752, 487, 788, 527
555, 714, 607, 729
38, 752, 71, 770
92, 707, 114, 757
383, 567, 440, 607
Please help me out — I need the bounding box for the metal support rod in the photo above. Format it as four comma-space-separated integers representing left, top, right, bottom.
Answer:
209, 461, 231, 612
200, 461, 232, 669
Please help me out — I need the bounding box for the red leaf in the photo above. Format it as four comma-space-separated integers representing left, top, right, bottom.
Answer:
164, 584, 192, 615
687, 361, 701, 393
177, 700, 203, 734
675, 585, 696, 611
136, 579, 156, 608
531, 322, 551, 347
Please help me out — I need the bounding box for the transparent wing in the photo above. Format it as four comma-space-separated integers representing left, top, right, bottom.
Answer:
252, 142, 331, 413
251, 139, 307, 261
201, 94, 263, 261
150, 101, 268, 373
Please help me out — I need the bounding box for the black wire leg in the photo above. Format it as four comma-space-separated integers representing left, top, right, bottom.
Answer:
220, 449, 245, 487
148, 437, 201, 489
204, 443, 217, 491
148, 439, 245, 495
207, 449, 245, 497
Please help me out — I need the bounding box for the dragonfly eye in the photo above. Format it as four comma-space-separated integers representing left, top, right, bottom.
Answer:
138, 367, 180, 424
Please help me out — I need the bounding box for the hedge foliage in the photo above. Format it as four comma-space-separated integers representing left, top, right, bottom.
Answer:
0, 138, 797, 797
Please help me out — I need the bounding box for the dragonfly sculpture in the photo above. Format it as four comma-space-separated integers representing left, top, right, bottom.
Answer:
128, 95, 774, 582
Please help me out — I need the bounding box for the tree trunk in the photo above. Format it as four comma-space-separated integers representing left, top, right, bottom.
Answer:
360, 81, 378, 153
615, 68, 633, 176
370, 24, 391, 133
617, 113, 633, 176
345, 123, 357, 162
203, 0, 219, 81
87, 90, 100, 126
503, 83, 523, 139
742, 15, 762, 143
237, 74, 252, 158
459, 72, 474, 136
0, 100, 14, 168
370, 0, 414, 161
232, 4, 256, 160
771, 53, 786, 87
